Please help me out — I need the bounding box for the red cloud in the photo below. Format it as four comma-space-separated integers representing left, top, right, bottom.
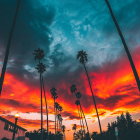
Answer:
0, 46, 140, 133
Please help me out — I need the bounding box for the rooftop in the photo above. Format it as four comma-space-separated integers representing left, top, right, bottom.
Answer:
0, 116, 27, 131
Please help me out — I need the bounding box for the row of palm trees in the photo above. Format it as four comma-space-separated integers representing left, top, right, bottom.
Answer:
32, 48, 102, 139
70, 85, 89, 136
77, 50, 103, 134
33, 49, 66, 140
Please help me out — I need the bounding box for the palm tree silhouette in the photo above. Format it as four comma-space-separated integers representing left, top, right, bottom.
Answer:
58, 105, 63, 131
72, 124, 77, 140
61, 125, 66, 140
33, 48, 46, 140
72, 124, 77, 133
50, 87, 58, 134
70, 85, 83, 130
55, 102, 60, 132
104, 0, 140, 91
0, 0, 21, 95
41, 77, 49, 132
70, 84, 77, 94
77, 50, 102, 133
75, 92, 89, 134
75, 92, 85, 132
57, 114, 62, 131
75, 100, 85, 133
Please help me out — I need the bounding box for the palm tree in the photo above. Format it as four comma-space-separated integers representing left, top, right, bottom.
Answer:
35, 62, 46, 140
75, 100, 85, 132
72, 124, 77, 133
59, 116, 63, 132
0, 0, 21, 95
104, 0, 140, 91
75, 93, 85, 132
50, 88, 58, 134
61, 125, 66, 140
41, 77, 49, 132
70, 84, 77, 94
55, 102, 60, 132
77, 50, 102, 133
58, 105, 63, 131
33, 48, 46, 140
57, 114, 62, 131
58, 105, 63, 114
72, 124, 77, 140
75, 92, 89, 134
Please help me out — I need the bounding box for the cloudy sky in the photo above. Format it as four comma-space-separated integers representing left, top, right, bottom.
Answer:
0, 0, 140, 139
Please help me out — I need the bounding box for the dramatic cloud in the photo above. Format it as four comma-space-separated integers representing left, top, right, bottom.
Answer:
0, 0, 140, 140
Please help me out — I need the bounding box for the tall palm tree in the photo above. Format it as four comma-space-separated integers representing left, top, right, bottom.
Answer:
59, 116, 63, 132
35, 62, 46, 140
33, 48, 46, 140
57, 114, 62, 131
104, 0, 140, 91
76, 92, 89, 134
50, 88, 58, 134
70, 85, 83, 130
55, 102, 60, 132
77, 50, 102, 133
61, 125, 66, 140
58, 105, 63, 131
75, 92, 85, 132
0, 0, 21, 95
41, 77, 49, 132
75, 100, 85, 133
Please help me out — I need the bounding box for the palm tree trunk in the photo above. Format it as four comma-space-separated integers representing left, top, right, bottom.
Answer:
56, 113, 58, 132
54, 98, 56, 134
104, 0, 140, 91
40, 73, 43, 140
41, 76, 49, 132
0, 0, 21, 95
83, 63, 102, 134
77, 104, 83, 130
63, 132, 65, 140
79, 104, 89, 134
79, 105, 85, 133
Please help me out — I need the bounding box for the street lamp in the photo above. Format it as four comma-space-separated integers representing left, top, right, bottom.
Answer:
12, 113, 19, 140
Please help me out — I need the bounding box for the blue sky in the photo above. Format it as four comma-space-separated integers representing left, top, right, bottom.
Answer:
0, 0, 140, 75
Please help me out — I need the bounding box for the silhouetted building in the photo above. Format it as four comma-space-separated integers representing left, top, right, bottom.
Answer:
0, 116, 28, 140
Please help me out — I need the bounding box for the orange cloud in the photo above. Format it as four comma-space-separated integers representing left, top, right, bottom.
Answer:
0, 46, 140, 139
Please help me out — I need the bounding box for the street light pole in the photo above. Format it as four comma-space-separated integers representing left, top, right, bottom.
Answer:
12, 113, 19, 140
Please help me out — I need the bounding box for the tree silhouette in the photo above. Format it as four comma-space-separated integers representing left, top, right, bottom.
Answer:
0, 0, 21, 95
71, 85, 83, 131
75, 92, 89, 134
91, 112, 140, 140
75, 100, 85, 132
33, 48, 46, 140
50, 87, 58, 134
70, 84, 77, 94
41, 77, 49, 131
77, 50, 102, 133
104, 0, 140, 91
61, 125, 66, 140
26, 129, 63, 140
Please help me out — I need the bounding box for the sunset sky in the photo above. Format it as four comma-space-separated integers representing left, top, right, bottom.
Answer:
0, 0, 140, 139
